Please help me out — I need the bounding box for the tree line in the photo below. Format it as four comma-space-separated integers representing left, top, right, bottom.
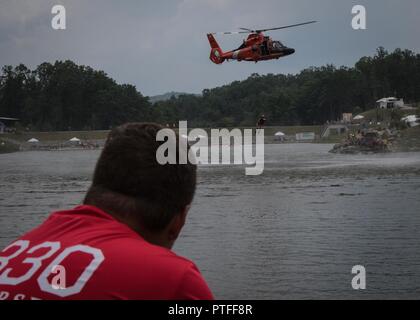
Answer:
0, 60, 151, 131
1, 47, 419, 131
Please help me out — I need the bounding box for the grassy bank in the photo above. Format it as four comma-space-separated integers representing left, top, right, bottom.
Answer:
3, 126, 324, 143
4, 124, 417, 150
3, 130, 110, 143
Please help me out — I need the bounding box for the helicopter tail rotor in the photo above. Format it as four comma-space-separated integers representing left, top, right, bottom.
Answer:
207, 33, 225, 64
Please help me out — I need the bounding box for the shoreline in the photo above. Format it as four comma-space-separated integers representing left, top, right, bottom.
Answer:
1, 125, 419, 154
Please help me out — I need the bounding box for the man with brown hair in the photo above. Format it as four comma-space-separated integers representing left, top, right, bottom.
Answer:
0, 123, 213, 300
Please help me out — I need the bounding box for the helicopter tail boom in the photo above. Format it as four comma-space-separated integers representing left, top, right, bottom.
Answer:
207, 34, 224, 64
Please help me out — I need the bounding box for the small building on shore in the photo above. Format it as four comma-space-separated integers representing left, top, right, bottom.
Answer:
342, 113, 353, 123
0, 117, 19, 134
376, 97, 404, 109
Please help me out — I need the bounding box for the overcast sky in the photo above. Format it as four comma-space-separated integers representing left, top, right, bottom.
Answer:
0, 0, 419, 96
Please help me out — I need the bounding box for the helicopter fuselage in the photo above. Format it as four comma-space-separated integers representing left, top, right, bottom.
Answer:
207, 32, 295, 64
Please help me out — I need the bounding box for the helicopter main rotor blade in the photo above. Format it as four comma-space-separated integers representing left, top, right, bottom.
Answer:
210, 31, 249, 35
210, 21, 317, 36
239, 27, 254, 32
255, 20, 317, 33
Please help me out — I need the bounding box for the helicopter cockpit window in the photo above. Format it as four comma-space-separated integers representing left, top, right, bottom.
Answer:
272, 41, 285, 49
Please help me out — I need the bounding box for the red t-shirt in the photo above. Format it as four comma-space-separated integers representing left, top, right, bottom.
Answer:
0, 205, 214, 300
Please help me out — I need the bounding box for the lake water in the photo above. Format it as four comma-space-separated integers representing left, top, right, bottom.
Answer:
1, 144, 420, 299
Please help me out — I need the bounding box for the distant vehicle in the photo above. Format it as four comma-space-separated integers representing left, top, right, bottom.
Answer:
376, 97, 404, 109
401, 115, 419, 127
207, 21, 317, 64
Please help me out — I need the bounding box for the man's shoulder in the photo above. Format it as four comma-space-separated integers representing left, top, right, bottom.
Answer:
97, 237, 214, 299
104, 236, 193, 270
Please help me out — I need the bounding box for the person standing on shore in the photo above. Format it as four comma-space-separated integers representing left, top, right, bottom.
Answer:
257, 114, 267, 130
0, 123, 213, 300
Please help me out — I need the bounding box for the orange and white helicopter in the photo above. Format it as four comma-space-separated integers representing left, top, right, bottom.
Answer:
207, 21, 316, 64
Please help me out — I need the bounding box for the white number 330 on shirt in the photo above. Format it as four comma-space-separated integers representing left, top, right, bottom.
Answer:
0, 240, 104, 297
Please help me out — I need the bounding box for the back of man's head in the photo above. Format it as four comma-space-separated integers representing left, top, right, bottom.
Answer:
84, 123, 196, 233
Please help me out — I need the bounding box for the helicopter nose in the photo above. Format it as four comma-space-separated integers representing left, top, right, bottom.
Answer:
285, 48, 295, 55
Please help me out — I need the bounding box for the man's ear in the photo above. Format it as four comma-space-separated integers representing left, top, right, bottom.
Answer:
168, 205, 190, 241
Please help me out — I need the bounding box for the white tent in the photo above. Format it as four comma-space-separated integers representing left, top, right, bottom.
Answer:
27, 138, 39, 143
274, 131, 286, 141
69, 137, 81, 142
190, 134, 207, 141
180, 134, 204, 141
353, 115, 365, 120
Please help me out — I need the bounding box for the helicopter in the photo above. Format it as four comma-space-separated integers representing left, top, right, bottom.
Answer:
207, 21, 317, 64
